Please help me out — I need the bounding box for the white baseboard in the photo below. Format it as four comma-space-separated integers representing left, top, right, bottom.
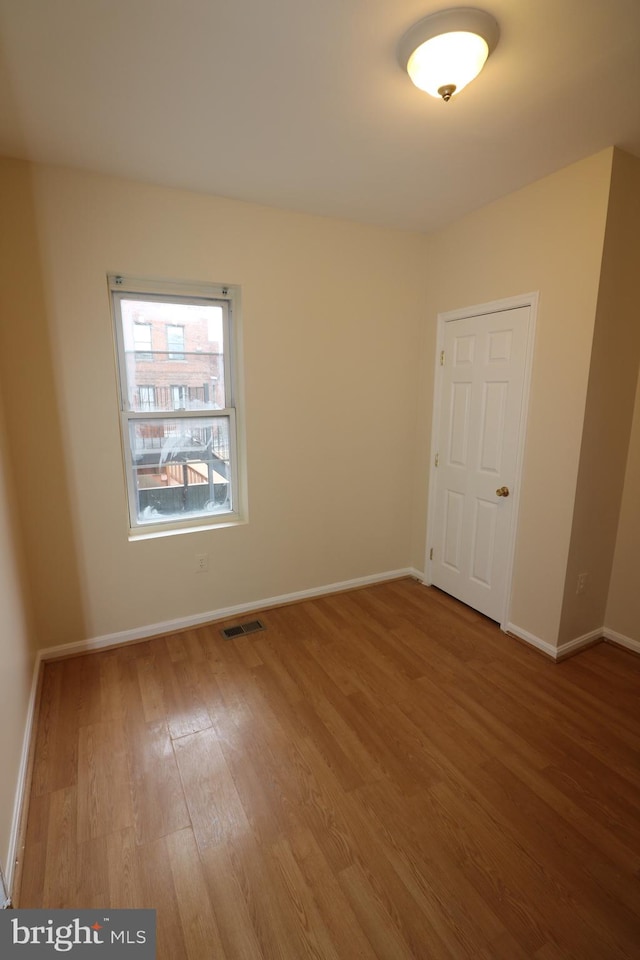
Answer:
5, 648, 43, 899
603, 627, 640, 655
555, 628, 603, 660
507, 623, 606, 661
505, 623, 559, 659
40, 567, 423, 662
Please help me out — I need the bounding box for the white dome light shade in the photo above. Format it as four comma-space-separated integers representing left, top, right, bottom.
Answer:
407, 31, 489, 98
398, 7, 500, 101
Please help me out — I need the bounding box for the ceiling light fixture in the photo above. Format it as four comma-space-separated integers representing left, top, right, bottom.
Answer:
398, 7, 499, 102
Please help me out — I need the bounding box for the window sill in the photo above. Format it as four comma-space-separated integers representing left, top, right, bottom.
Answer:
128, 514, 247, 541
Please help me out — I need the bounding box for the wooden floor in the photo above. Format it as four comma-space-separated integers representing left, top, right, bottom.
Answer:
17, 578, 640, 959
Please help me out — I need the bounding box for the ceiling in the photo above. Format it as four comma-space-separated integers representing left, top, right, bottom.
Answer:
0, 0, 639, 233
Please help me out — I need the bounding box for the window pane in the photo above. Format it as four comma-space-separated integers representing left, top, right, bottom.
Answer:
129, 416, 231, 524
120, 299, 225, 411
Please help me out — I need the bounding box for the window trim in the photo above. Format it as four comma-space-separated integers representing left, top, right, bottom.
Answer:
109, 274, 245, 537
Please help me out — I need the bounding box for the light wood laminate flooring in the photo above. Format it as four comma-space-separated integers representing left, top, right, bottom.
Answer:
17, 578, 640, 959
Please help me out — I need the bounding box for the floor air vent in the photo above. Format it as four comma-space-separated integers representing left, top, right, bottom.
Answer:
221, 619, 265, 639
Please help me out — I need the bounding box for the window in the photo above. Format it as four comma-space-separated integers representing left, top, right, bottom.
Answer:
110, 275, 243, 534
167, 324, 185, 360
171, 385, 188, 410
137, 385, 156, 411
133, 322, 152, 361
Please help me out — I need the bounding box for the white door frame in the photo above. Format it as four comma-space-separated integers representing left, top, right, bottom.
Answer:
423, 292, 538, 631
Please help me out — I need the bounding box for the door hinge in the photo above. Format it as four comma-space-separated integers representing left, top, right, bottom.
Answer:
434, 453, 439, 467
440, 350, 445, 366
429, 548, 434, 561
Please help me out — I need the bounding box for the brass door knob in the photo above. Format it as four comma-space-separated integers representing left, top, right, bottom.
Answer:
496, 486, 510, 497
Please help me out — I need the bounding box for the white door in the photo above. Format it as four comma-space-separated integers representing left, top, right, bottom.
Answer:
429, 304, 532, 623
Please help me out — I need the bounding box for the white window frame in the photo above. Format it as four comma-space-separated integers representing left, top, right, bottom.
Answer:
109, 274, 245, 537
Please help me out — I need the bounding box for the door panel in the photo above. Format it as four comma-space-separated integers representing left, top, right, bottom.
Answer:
471, 498, 497, 586
479, 380, 507, 473
443, 490, 464, 569
430, 306, 530, 622
449, 381, 471, 466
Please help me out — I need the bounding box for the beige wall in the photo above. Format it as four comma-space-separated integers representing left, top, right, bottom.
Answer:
27, 151, 616, 650
605, 152, 640, 645
607, 368, 640, 641
0, 158, 87, 649
412, 150, 613, 646
0, 386, 34, 885
559, 150, 640, 643
0, 158, 59, 888
28, 163, 428, 640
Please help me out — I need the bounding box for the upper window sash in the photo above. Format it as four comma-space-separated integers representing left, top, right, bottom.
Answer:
111, 289, 233, 415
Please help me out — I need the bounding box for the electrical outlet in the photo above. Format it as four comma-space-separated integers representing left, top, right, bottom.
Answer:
195, 553, 209, 573
576, 572, 588, 595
